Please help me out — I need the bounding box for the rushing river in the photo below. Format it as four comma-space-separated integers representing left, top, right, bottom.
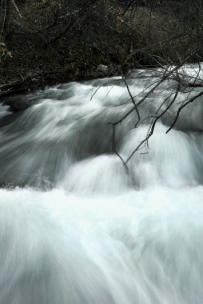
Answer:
1, 66, 203, 304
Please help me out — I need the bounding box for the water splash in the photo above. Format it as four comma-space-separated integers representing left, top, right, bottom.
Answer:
0, 65, 203, 303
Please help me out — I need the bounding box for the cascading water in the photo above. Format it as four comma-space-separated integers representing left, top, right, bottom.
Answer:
1, 65, 203, 304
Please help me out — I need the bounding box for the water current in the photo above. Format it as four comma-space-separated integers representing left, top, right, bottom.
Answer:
0, 65, 203, 303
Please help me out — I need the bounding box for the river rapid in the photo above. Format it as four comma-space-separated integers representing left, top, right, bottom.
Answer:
0, 66, 203, 304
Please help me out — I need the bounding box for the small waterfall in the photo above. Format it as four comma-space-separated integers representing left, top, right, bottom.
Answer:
0, 65, 203, 303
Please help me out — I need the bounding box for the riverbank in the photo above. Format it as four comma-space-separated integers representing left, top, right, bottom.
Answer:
1, 0, 202, 101
0, 0, 132, 98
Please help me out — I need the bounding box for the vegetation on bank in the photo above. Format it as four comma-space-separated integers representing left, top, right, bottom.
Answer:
0, 0, 203, 96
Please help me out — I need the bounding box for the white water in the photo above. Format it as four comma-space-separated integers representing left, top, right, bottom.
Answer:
1, 67, 203, 303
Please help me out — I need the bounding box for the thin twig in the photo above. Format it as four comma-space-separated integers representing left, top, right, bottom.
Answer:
166, 90, 203, 133
11, 0, 22, 18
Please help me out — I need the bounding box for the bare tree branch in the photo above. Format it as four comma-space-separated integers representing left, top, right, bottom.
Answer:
166, 90, 203, 133
125, 83, 180, 164
11, 0, 22, 18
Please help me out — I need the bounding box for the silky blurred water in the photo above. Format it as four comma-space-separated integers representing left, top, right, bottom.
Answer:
0, 66, 203, 303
